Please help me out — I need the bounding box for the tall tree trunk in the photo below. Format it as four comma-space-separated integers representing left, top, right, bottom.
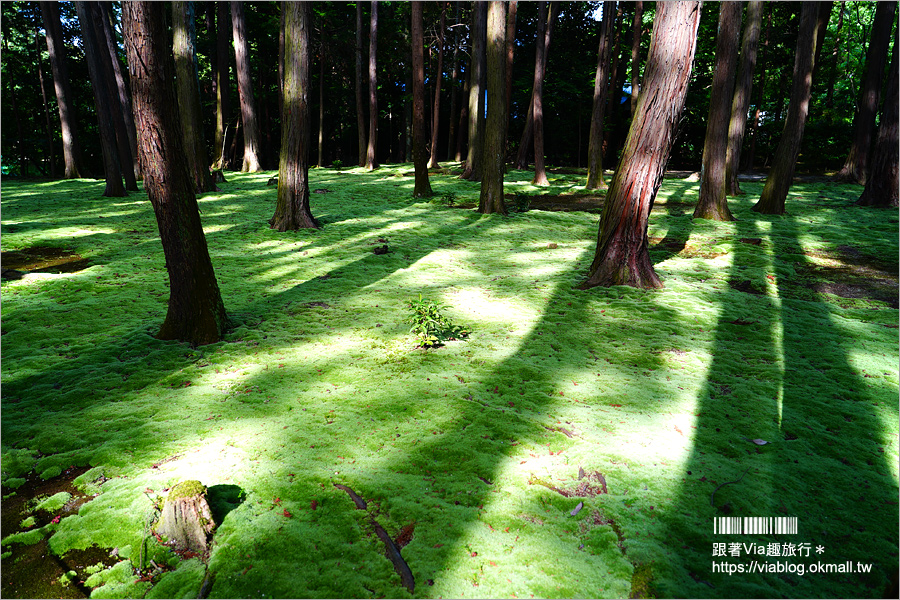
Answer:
318, 40, 325, 168
99, 1, 141, 182
825, 4, 844, 109
515, 1, 557, 170
356, 2, 367, 167
41, 1, 85, 179
585, 1, 613, 190
744, 7, 771, 171
857, 34, 898, 208
231, 1, 263, 172
694, 1, 741, 221
753, 2, 824, 215
36, 30, 57, 178
580, 2, 702, 290
366, 0, 379, 170
271, 2, 319, 230
479, 1, 508, 214
725, 1, 763, 196
446, 1, 463, 161
531, 1, 549, 185
173, 1, 217, 193
212, 1, 231, 171
455, 66, 470, 161
629, 1, 643, 115
502, 0, 518, 164
123, 1, 228, 346
411, 1, 433, 197
75, 1, 126, 196
603, 3, 626, 161
428, 4, 446, 168
833, 1, 896, 184
462, 1, 487, 180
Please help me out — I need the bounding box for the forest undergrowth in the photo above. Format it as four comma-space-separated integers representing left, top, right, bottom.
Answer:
1, 166, 897, 599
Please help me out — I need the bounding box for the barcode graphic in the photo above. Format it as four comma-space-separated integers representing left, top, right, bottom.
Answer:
714, 517, 798, 534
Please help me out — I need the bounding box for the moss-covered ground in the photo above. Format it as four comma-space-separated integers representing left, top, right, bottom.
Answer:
2, 165, 897, 599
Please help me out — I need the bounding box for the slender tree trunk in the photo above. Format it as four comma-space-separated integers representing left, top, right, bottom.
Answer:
629, 1, 643, 115
744, 7, 771, 171
694, 1, 741, 221
515, 1, 557, 171
428, 5, 446, 168
356, 2, 367, 167
271, 2, 319, 230
41, 1, 85, 178
825, 5, 844, 109
479, 1, 508, 214
580, 2, 702, 290
75, 1, 126, 196
586, 1, 613, 190
857, 34, 898, 208
446, 1, 462, 161
173, 1, 217, 193
462, 1, 487, 180
123, 1, 228, 346
99, 2, 141, 182
318, 41, 325, 168
212, 1, 231, 170
531, 1, 551, 185
725, 1, 763, 196
231, 1, 263, 172
833, 0, 897, 184
366, 0, 379, 170
603, 4, 625, 160
410, 1, 433, 197
753, 2, 824, 215
455, 67, 470, 161
502, 0, 518, 164
36, 30, 57, 178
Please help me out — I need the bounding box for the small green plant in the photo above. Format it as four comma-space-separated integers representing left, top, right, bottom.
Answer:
331, 159, 344, 171
430, 191, 457, 207
511, 192, 531, 213
405, 295, 469, 348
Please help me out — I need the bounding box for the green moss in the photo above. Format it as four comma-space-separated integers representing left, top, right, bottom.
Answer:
20, 516, 36, 529
145, 558, 206, 599
39, 465, 62, 480
1, 527, 45, 547
35, 491, 71, 513
3, 478, 25, 490
167, 480, 206, 500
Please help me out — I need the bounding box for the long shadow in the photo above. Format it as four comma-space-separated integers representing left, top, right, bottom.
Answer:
660, 191, 898, 597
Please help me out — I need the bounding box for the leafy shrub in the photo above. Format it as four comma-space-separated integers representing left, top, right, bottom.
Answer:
511, 192, 531, 213
405, 295, 469, 348
331, 159, 343, 171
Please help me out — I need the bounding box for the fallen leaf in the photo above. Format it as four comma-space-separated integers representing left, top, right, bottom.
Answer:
751, 439, 769, 445
570, 501, 584, 516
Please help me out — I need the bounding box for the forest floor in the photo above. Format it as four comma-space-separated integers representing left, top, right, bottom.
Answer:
1, 165, 897, 599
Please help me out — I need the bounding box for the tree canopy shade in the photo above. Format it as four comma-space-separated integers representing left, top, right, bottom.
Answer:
270, 1, 319, 231
580, 1, 702, 290
123, 0, 227, 346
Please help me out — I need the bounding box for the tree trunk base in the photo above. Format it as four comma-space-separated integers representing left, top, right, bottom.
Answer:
155, 480, 216, 554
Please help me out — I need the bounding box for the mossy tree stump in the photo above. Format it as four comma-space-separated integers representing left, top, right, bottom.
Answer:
155, 480, 215, 553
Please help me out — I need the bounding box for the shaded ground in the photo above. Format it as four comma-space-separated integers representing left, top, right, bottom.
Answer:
1, 246, 91, 278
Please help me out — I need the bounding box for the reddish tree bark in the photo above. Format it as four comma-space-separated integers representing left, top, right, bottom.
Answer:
212, 1, 232, 170
366, 0, 379, 170
725, 1, 763, 196
462, 1, 487, 181
411, 1, 433, 197
753, 2, 824, 215
479, 1, 508, 214
857, 35, 898, 208
629, 1, 643, 115
231, 1, 263, 172
531, 1, 549, 186
580, 1, 702, 290
356, 2, 367, 167
586, 1, 613, 190
123, 0, 227, 345
694, 1, 741, 221
99, 1, 140, 182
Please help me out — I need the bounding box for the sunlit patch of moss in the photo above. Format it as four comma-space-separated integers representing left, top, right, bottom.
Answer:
34, 491, 71, 513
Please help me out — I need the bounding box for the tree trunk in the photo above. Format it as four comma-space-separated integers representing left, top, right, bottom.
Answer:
40, 1, 85, 179
503, 1, 518, 164
833, 0, 896, 184
478, 1, 508, 214
75, 1, 126, 197
411, 1, 433, 197
123, 0, 228, 345
725, 0, 763, 196
455, 66, 470, 161
531, 1, 549, 186
366, 0, 379, 170
752, 2, 824, 215
356, 2, 367, 167
173, 1, 217, 193
744, 7, 771, 171
212, 1, 231, 170
36, 30, 57, 178
428, 5, 446, 168
585, 1, 613, 190
231, 1, 263, 172
629, 1, 643, 115
515, 1, 557, 171
99, 2, 141, 182
318, 41, 325, 168
580, 1, 702, 290
857, 34, 898, 208
271, 2, 319, 231
825, 4, 844, 109
462, 1, 487, 181
446, 1, 463, 161
694, 1, 741, 221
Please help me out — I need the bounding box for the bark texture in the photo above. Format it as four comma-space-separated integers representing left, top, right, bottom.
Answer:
124, 0, 228, 346
231, 1, 263, 172
366, 0, 379, 170
629, 1, 643, 115
857, 36, 898, 208
694, 1, 741, 221
411, 1, 433, 198
463, 1, 487, 181
531, 1, 549, 186
478, 1, 508, 215
515, 2, 557, 171
725, 0, 763, 196
271, 2, 319, 231
428, 5, 446, 168
753, 1, 823, 215
212, 1, 231, 170
580, 1, 702, 290
356, 2, 367, 167
586, 1, 613, 190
